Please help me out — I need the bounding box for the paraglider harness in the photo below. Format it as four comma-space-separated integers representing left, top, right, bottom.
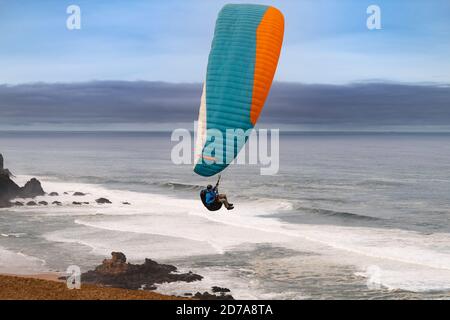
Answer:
200, 175, 222, 211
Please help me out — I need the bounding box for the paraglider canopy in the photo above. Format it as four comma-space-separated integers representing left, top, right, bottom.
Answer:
193, 4, 284, 177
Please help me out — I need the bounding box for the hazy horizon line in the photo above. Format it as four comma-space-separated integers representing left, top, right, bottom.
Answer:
1, 79, 450, 87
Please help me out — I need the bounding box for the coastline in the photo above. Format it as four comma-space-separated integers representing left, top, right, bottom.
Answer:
0, 273, 185, 300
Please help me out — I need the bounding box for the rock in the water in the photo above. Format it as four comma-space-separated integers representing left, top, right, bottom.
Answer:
0, 154, 13, 178
49, 192, 59, 196
52, 201, 62, 206
0, 199, 11, 208
73, 192, 86, 196
80, 252, 203, 291
83, 202, 89, 204
20, 178, 45, 198
14, 201, 24, 206
0, 175, 20, 197
72, 201, 82, 205
0, 156, 46, 207
212, 286, 231, 293
26, 201, 37, 206
38, 201, 48, 206
96, 198, 112, 204
95, 252, 128, 275
0, 167, 20, 208
193, 291, 234, 300
122, 202, 131, 205
63, 192, 69, 195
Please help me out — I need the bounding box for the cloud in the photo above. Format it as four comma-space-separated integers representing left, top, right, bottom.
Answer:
265, 82, 450, 125
0, 81, 200, 125
0, 81, 449, 129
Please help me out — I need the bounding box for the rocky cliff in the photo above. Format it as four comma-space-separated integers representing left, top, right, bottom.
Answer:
0, 153, 45, 207
78, 252, 234, 299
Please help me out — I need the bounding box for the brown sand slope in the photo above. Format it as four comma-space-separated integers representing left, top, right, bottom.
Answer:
0, 274, 185, 300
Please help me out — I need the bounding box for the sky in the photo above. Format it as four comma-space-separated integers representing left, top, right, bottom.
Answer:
0, 0, 449, 84
0, 0, 449, 130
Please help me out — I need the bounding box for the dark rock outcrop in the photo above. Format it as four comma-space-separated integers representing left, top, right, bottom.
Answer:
49, 192, 59, 196
14, 201, 24, 206
0, 154, 46, 207
122, 202, 131, 205
96, 198, 112, 204
194, 291, 234, 300
26, 201, 37, 206
80, 252, 203, 291
52, 201, 62, 206
73, 192, 86, 196
212, 286, 231, 293
0, 199, 10, 208
72, 201, 82, 205
20, 178, 45, 198
0, 174, 20, 207
0, 154, 13, 178
38, 201, 48, 206
74, 252, 234, 299
0, 154, 21, 207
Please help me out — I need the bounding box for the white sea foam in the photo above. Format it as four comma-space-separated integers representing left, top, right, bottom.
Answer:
8, 175, 450, 293
44, 227, 218, 260
1, 233, 26, 238
155, 266, 260, 299
279, 224, 450, 292
10, 175, 293, 256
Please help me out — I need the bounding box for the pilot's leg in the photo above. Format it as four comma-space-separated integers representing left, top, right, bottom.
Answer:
218, 194, 233, 209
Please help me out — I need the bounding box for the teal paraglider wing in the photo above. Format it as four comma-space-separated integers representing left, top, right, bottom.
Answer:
194, 4, 284, 177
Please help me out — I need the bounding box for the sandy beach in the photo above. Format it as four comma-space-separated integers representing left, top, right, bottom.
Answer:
0, 274, 184, 300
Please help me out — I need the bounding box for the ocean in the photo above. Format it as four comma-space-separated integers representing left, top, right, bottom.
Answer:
1, 131, 450, 299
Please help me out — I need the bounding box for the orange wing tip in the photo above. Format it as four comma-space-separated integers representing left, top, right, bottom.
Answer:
250, 6, 285, 126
